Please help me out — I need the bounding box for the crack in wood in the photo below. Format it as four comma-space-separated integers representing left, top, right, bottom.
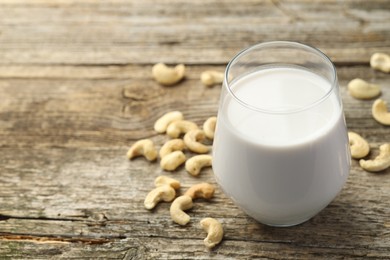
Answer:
0, 214, 84, 222
0, 232, 126, 245
0, 213, 109, 227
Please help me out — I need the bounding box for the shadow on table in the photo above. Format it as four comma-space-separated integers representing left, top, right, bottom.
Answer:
242, 201, 380, 249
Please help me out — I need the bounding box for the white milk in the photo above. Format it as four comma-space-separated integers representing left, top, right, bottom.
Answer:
213, 67, 350, 226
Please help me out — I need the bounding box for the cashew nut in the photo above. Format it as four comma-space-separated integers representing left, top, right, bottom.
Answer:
370, 53, 390, 73
144, 185, 176, 210
359, 143, 390, 172
152, 63, 186, 86
347, 78, 381, 100
170, 195, 193, 225
200, 218, 224, 249
203, 116, 217, 140
166, 120, 198, 138
184, 129, 210, 154
159, 139, 186, 158
372, 99, 390, 126
201, 71, 224, 87
144, 176, 180, 209
127, 139, 157, 161
185, 155, 213, 176
348, 132, 370, 159
154, 111, 184, 133
184, 182, 215, 200
154, 176, 181, 190
160, 150, 186, 171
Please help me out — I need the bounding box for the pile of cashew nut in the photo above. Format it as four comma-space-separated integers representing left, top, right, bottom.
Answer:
345, 53, 390, 173
347, 53, 390, 127
348, 131, 390, 172
127, 110, 223, 249
144, 176, 181, 210
347, 78, 390, 126
128, 111, 215, 174
170, 182, 215, 225
144, 176, 222, 249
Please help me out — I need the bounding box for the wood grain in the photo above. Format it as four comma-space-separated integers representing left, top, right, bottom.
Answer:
0, 0, 389, 65
0, 0, 389, 259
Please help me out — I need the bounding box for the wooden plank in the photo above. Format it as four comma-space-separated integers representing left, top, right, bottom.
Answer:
0, 0, 389, 65
0, 65, 388, 148
0, 149, 389, 258
0, 64, 389, 258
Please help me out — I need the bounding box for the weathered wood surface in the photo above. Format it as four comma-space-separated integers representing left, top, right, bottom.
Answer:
0, 0, 389, 65
0, 0, 389, 259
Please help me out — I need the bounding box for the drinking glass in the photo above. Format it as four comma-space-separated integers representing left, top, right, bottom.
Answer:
212, 41, 351, 227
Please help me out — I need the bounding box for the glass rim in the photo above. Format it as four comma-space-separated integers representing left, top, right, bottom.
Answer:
224, 41, 338, 114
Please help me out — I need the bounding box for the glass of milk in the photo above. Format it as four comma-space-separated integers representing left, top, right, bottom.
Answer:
213, 41, 351, 227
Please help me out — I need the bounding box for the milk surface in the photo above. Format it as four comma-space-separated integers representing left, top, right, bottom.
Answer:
213, 67, 350, 226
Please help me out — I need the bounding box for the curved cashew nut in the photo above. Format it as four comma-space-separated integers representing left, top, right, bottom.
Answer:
170, 195, 193, 225
370, 53, 390, 73
201, 71, 224, 87
154, 176, 181, 190
154, 111, 184, 133
359, 143, 390, 172
144, 176, 180, 210
372, 99, 390, 126
152, 63, 186, 86
348, 132, 370, 159
200, 218, 224, 249
166, 120, 198, 138
184, 182, 215, 200
127, 139, 157, 161
184, 129, 210, 154
203, 116, 217, 140
144, 185, 176, 210
347, 78, 381, 100
160, 151, 186, 171
159, 139, 186, 158
185, 155, 212, 176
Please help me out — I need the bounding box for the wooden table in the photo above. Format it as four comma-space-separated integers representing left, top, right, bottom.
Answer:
0, 1, 389, 259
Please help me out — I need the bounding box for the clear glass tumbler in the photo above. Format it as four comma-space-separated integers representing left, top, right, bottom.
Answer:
212, 41, 351, 227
